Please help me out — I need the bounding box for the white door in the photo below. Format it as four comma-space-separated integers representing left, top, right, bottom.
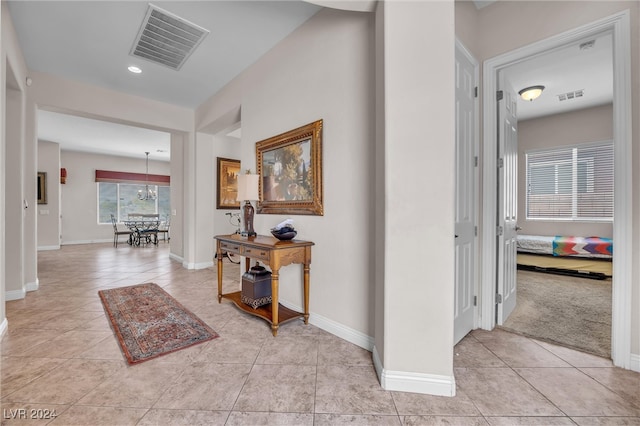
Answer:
454, 41, 477, 344
496, 70, 518, 324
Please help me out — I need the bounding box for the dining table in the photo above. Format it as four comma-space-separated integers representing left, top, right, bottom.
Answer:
123, 219, 160, 246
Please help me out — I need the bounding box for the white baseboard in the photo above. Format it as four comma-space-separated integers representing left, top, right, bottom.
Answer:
62, 239, 112, 245
25, 279, 39, 292
6, 288, 26, 301
169, 253, 184, 264
0, 318, 7, 338
183, 260, 213, 270
37, 245, 60, 251
630, 353, 640, 372
278, 299, 374, 351
373, 345, 456, 396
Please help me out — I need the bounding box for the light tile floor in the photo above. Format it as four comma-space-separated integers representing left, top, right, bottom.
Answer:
1, 243, 639, 425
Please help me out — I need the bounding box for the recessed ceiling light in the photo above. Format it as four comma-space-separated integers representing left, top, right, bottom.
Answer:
128, 65, 142, 74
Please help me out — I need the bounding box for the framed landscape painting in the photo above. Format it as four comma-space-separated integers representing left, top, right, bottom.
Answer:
256, 119, 323, 215
216, 158, 240, 209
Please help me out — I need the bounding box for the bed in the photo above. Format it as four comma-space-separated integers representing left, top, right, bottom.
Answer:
517, 235, 613, 279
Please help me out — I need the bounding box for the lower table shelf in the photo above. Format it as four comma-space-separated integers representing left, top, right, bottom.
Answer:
221, 291, 304, 325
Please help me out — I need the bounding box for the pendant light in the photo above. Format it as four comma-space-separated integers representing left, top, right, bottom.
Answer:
138, 152, 157, 201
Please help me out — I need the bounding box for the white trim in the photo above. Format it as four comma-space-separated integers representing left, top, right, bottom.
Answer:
281, 299, 375, 351
609, 9, 632, 371
37, 245, 60, 251
61, 239, 112, 245
25, 279, 39, 292
373, 345, 383, 383
0, 318, 7, 338
6, 288, 26, 301
169, 253, 184, 264
183, 260, 213, 270
630, 353, 640, 373
481, 10, 632, 369
373, 345, 456, 396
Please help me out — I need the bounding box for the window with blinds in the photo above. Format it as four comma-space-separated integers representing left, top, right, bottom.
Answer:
526, 140, 613, 221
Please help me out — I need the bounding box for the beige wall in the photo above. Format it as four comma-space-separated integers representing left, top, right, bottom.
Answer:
518, 104, 614, 238
2, 0, 31, 309
37, 140, 61, 249
59, 151, 169, 244
27, 72, 194, 262
1, 0, 637, 379
212, 136, 242, 237
197, 3, 458, 392
199, 7, 376, 340
378, 0, 457, 388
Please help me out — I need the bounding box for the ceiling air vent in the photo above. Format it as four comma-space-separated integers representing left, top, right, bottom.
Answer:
130, 4, 209, 71
557, 90, 584, 102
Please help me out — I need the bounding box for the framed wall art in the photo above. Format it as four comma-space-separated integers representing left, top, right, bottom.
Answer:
216, 157, 241, 209
256, 119, 323, 215
37, 172, 47, 204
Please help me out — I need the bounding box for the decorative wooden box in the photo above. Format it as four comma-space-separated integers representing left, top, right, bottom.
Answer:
241, 265, 272, 309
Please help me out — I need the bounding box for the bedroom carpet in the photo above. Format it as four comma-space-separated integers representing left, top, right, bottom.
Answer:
501, 270, 611, 359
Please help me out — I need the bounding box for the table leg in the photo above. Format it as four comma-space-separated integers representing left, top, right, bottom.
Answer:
271, 269, 279, 336
217, 245, 223, 303
303, 263, 310, 324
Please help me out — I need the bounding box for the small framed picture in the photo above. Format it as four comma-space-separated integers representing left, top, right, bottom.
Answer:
37, 172, 47, 204
216, 158, 241, 209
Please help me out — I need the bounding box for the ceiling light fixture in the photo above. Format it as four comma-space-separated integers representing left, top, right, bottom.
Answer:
518, 85, 545, 102
128, 65, 142, 74
138, 152, 157, 201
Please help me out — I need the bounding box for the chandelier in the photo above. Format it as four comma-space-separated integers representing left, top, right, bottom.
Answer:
138, 152, 157, 201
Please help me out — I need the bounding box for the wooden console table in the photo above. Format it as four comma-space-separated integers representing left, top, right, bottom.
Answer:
215, 234, 314, 336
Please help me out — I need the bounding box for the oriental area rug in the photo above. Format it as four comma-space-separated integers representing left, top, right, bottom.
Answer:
98, 283, 219, 364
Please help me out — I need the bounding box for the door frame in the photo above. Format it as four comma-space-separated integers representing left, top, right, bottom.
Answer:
480, 10, 632, 369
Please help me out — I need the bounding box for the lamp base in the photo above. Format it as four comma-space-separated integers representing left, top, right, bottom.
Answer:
242, 200, 256, 237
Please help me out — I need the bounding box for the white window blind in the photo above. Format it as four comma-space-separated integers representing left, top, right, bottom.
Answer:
526, 140, 613, 221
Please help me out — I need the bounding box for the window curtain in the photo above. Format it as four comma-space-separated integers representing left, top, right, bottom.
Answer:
95, 170, 170, 186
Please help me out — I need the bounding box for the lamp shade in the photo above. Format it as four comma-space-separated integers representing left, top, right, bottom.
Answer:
236, 174, 259, 201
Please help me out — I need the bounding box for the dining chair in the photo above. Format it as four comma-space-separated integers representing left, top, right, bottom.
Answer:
157, 215, 170, 242
111, 214, 132, 247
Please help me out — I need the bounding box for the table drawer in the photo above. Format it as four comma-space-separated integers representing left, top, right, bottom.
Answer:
219, 241, 241, 255
243, 246, 270, 262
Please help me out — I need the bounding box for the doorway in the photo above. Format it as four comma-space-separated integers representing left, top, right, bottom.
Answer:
497, 32, 614, 358
480, 11, 632, 369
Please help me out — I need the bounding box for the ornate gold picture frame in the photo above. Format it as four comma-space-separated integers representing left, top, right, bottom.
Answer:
216, 157, 241, 209
256, 119, 323, 215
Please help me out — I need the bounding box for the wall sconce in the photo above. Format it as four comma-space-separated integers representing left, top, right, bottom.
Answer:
518, 85, 545, 102
60, 168, 67, 184
236, 170, 259, 237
